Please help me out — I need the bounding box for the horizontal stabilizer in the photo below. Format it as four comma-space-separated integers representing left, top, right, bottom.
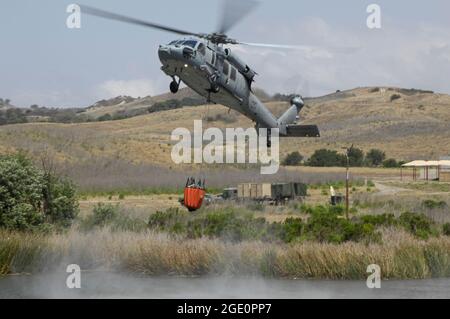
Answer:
285, 125, 320, 137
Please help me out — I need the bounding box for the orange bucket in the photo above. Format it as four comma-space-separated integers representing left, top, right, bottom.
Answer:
184, 187, 205, 211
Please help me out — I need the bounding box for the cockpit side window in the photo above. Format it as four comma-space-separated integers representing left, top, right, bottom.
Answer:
183, 40, 197, 48
198, 43, 206, 56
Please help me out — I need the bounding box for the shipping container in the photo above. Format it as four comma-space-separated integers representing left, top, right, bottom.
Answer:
237, 182, 307, 202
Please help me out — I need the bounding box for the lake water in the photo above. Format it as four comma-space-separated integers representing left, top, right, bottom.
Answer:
1, 272, 449, 299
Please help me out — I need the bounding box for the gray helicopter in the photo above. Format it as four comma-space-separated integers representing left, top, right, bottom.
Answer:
80, 1, 320, 147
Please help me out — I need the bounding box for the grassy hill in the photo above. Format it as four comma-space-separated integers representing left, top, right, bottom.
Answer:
0, 86, 449, 191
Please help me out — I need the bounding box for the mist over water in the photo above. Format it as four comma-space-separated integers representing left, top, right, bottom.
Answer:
1, 272, 450, 299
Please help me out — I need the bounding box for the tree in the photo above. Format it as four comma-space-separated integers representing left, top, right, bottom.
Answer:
306, 149, 346, 167
383, 158, 398, 168
347, 147, 364, 167
282, 152, 304, 166
0, 154, 78, 231
366, 149, 386, 166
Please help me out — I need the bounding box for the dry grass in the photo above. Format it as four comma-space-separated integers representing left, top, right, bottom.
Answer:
1, 87, 450, 170
2, 227, 450, 279
353, 193, 450, 224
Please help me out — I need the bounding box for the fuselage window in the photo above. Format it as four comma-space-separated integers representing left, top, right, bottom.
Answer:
183, 40, 197, 48
210, 51, 215, 65
198, 43, 206, 56
223, 61, 229, 76
230, 67, 237, 81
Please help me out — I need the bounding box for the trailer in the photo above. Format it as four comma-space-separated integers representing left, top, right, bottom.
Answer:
237, 182, 307, 204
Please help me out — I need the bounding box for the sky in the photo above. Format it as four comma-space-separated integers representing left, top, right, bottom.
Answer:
1, 0, 449, 108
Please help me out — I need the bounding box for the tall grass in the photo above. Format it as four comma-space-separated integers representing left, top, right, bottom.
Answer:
2, 228, 450, 279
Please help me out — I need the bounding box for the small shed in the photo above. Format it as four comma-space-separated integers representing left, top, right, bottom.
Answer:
401, 160, 450, 181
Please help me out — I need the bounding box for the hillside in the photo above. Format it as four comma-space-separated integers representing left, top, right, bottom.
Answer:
80, 87, 204, 119
1, 87, 449, 169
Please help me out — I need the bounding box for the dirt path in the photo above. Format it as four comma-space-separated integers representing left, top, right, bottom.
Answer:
374, 181, 412, 196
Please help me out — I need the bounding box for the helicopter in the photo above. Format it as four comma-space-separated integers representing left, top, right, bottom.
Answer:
80, 1, 320, 147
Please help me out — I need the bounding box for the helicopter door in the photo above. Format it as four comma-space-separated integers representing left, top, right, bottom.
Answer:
205, 48, 215, 66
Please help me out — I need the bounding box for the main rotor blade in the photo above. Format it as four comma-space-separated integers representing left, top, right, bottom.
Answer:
238, 42, 318, 51
79, 4, 202, 37
217, 0, 259, 34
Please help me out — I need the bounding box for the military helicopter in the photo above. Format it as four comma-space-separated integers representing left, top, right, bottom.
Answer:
80, 1, 320, 147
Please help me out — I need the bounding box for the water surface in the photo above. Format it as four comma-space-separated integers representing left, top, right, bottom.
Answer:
1, 272, 449, 299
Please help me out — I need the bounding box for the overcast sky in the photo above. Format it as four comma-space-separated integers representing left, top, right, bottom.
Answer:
1, 0, 449, 107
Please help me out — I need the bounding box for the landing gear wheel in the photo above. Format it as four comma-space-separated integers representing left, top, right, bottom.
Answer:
210, 83, 220, 93
170, 81, 179, 94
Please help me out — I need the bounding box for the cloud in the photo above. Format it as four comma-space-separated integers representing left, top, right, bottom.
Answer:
234, 17, 450, 96
97, 79, 164, 99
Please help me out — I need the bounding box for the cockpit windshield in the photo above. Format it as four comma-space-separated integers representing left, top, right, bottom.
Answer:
168, 40, 184, 45
183, 40, 198, 48
168, 40, 198, 48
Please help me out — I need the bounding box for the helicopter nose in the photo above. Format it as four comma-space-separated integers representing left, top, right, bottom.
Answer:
159, 45, 190, 63
158, 45, 172, 61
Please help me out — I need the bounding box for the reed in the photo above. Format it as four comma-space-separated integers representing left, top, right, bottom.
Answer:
2, 227, 450, 279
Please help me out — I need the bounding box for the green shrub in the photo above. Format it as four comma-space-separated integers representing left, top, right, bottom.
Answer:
306, 149, 346, 167
42, 175, 78, 228
390, 94, 401, 102
282, 152, 304, 166
443, 223, 450, 236
367, 180, 375, 187
365, 149, 386, 167
148, 208, 189, 234
0, 154, 78, 231
81, 203, 146, 232
383, 158, 399, 168
91, 203, 119, 226
281, 218, 304, 243
399, 212, 436, 240
360, 213, 397, 227
422, 199, 448, 210
347, 147, 365, 167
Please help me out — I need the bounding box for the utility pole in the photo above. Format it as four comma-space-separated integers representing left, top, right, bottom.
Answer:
345, 155, 349, 220
342, 145, 353, 220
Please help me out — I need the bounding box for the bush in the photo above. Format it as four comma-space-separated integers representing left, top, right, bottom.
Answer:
0, 154, 78, 231
145, 206, 446, 244
443, 223, 450, 236
42, 174, 78, 228
383, 158, 399, 168
0, 108, 28, 125
282, 152, 303, 166
280, 218, 304, 243
97, 113, 112, 122
366, 149, 386, 167
306, 149, 346, 167
347, 147, 365, 167
91, 203, 119, 226
422, 199, 448, 210
81, 204, 146, 232
360, 213, 397, 227
390, 94, 401, 102
399, 212, 436, 240
304, 208, 377, 244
